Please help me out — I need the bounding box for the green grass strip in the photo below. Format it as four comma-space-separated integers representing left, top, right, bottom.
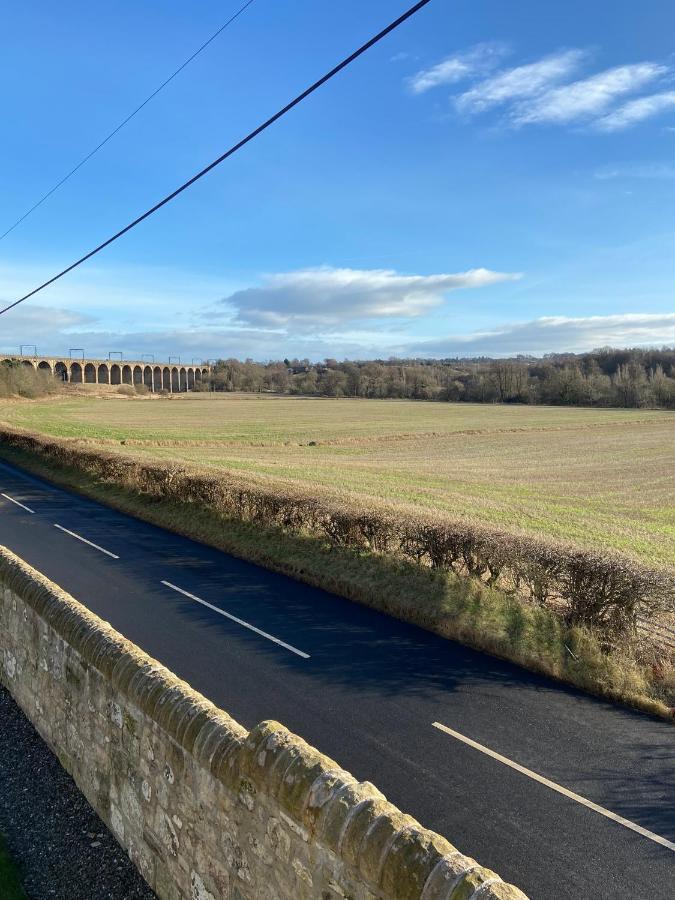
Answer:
0, 834, 27, 900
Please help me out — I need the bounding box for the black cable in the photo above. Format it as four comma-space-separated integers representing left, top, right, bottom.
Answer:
0, 0, 257, 244
0, 0, 433, 318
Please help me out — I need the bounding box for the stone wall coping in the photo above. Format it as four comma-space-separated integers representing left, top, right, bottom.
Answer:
0, 545, 528, 899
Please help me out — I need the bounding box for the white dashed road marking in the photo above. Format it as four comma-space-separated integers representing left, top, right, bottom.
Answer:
53, 524, 120, 559
432, 721, 675, 852
161, 580, 310, 659
1, 492, 35, 513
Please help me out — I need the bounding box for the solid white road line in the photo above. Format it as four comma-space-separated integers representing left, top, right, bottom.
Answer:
1, 492, 35, 514
53, 524, 120, 559
432, 722, 675, 853
161, 580, 310, 659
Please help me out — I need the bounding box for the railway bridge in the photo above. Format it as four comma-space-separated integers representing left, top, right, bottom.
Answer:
1, 355, 210, 393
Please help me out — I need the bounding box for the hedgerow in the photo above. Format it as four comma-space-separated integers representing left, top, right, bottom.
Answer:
1, 426, 672, 651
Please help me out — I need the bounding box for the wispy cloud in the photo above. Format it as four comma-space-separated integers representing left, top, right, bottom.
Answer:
408, 42, 508, 95
414, 43, 674, 133
0, 303, 401, 363
3, 303, 672, 364
594, 89, 675, 131
0, 260, 231, 327
406, 313, 675, 357
0, 304, 96, 349
220, 266, 521, 331
512, 63, 667, 125
594, 161, 675, 180
455, 50, 585, 114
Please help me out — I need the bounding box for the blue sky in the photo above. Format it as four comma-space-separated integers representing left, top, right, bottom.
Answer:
1, 0, 675, 361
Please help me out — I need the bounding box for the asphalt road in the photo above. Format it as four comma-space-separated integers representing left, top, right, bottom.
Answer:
0, 459, 672, 899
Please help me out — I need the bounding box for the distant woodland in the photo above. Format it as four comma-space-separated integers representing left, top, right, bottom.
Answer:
206, 347, 675, 409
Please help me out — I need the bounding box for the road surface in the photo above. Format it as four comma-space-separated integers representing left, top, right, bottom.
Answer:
0, 459, 672, 899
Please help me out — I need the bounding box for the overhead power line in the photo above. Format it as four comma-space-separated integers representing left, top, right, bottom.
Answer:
0, 0, 433, 319
0, 0, 257, 244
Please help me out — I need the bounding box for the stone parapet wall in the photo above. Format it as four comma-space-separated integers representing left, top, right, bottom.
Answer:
0, 546, 527, 900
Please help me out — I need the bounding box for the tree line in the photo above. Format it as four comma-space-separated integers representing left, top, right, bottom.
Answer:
204, 347, 675, 409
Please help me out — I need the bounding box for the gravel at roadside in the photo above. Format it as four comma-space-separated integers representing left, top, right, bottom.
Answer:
0, 684, 155, 900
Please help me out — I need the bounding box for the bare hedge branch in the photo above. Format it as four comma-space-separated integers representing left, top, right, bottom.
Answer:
1, 427, 672, 645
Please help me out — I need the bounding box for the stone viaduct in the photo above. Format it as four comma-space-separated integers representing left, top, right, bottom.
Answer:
1, 355, 210, 393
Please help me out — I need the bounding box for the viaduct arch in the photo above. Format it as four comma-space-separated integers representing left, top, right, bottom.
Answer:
1, 356, 209, 393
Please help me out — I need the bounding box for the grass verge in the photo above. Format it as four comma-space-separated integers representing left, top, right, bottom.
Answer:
0, 833, 26, 900
0, 443, 672, 722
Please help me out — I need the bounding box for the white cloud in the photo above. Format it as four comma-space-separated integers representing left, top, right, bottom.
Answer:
594, 161, 675, 180
0, 265, 520, 361
416, 44, 673, 133
3, 303, 673, 365
455, 50, 585, 114
594, 90, 675, 131
512, 63, 667, 126
220, 266, 521, 331
406, 313, 675, 357
408, 42, 508, 94
0, 310, 388, 363
0, 305, 96, 354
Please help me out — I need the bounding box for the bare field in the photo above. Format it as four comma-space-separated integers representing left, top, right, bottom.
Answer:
1, 393, 673, 566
